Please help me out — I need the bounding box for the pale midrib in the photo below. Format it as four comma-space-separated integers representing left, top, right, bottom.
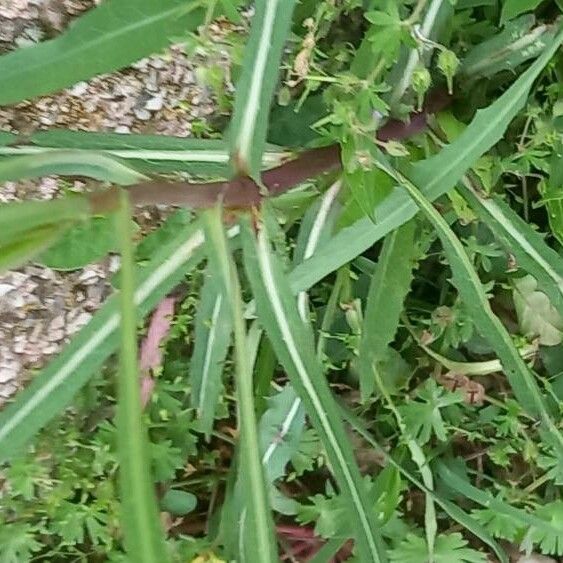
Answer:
0, 228, 205, 444
235, 0, 279, 163
256, 229, 380, 561
198, 295, 223, 411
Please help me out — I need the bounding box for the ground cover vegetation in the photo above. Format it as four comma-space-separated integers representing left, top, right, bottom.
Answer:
0, 0, 563, 561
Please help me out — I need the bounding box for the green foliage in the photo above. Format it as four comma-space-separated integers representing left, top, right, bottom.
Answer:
1, 0, 563, 561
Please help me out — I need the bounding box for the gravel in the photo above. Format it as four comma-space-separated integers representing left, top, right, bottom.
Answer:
0, 0, 224, 404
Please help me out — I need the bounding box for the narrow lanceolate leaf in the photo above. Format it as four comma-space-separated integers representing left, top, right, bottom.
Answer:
203, 206, 277, 563
240, 216, 387, 563
0, 0, 204, 105
229, 0, 297, 179
190, 268, 232, 439
459, 178, 563, 317
115, 190, 169, 563
0, 220, 207, 461
342, 407, 508, 563
357, 221, 417, 401
288, 29, 563, 295
0, 151, 148, 185
378, 158, 563, 453
0, 131, 289, 176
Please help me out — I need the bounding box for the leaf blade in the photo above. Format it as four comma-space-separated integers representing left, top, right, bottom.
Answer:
229, 0, 297, 179
0, 0, 205, 105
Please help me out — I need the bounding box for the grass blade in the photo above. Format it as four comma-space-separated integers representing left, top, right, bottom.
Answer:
459, 178, 563, 317
0, 131, 289, 176
229, 0, 297, 179
0, 0, 204, 105
357, 221, 418, 400
115, 190, 169, 563
240, 215, 387, 563
288, 29, 563, 294
190, 268, 232, 439
0, 221, 207, 461
341, 406, 508, 563
377, 157, 563, 453
0, 151, 148, 184
203, 206, 277, 563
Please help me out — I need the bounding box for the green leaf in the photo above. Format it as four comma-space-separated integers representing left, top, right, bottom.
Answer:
240, 216, 387, 563
114, 190, 169, 563
0, 223, 70, 273
0, 151, 148, 184
0, 131, 288, 176
259, 384, 306, 483
0, 524, 42, 563
0, 221, 208, 461
390, 533, 487, 563
0, 196, 90, 247
288, 29, 563, 299
229, 0, 297, 179
542, 141, 563, 246
513, 275, 562, 346
459, 179, 563, 318
190, 268, 232, 439
461, 15, 556, 78
398, 380, 464, 445
357, 221, 418, 400
203, 206, 277, 563
521, 501, 563, 556
500, 0, 544, 25
342, 406, 508, 563
160, 490, 197, 516
39, 214, 120, 270
437, 461, 562, 539
377, 156, 563, 453
0, 0, 205, 106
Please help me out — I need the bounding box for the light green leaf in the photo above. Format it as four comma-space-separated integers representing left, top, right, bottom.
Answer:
0, 196, 90, 246
190, 268, 232, 439
0, 131, 288, 176
259, 384, 306, 484
513, 275, 563, 346
39, 215, 121, 270
377, 156, 563, 453
0, 221, 208, 461
202, 206, 277, 563
357, 221, 418, 400
459, 179, 563, 317
461, 15, 555, 78
240, 216, 387, 563
288, 30, 563, 295
500, 0, 544, 25
160, 490, 197, 516
114, 190, 169, 563
229, 0, 297, 179
342, 406, 508, 563
0, 0, 205, 106
0, 151, 148, 185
